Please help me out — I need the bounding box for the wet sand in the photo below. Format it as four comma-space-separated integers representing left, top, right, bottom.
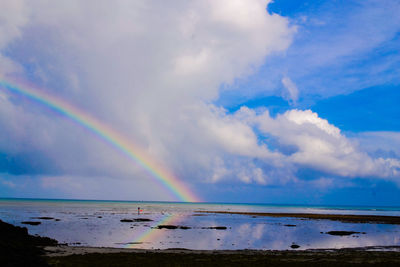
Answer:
199, 211, 400, 224
45, 245, 400, 266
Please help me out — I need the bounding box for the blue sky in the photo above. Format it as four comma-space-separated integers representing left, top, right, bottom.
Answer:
0, 0, 399, 205
215, 0, 400, 205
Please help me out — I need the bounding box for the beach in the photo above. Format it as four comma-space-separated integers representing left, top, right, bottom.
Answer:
2, 219, 400, 267
1, 199, 400, 265
43, 246, 400, 266
1, 199, 400, 251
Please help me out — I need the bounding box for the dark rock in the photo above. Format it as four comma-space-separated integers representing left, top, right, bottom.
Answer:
31, 217, 54, 220
121, 218, 153, 223
291, 243, 300, 249
284, 224, 296, 227
155, 225, 178, 229
325, 231, 360, 236
153, 225, 191, 230
0, 219, 58, 266
21, 221, 41, 226
202, 226, 227, 230
120, 219, 134, 222
132, 218, 153, 222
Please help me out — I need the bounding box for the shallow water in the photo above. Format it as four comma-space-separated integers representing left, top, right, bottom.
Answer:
1, 199, 400, 250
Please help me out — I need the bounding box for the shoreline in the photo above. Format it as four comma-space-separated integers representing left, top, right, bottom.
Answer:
44, 245, 400, 257
44, 245, 400, 266
198, 211, 400, 224
2, 218, 400, 266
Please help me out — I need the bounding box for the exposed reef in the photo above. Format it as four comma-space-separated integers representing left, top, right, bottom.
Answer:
120, 218, 153, 223
199, 211, 400, 225
21, 221, 41, 226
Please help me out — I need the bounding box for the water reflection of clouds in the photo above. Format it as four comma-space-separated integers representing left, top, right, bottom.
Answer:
160, 214, 400, 250
1, 200, 400, 250
251, 223, 265, 240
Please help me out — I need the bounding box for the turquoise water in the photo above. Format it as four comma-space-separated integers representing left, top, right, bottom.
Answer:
2, 198, 400, 213
1, 198, 400, 250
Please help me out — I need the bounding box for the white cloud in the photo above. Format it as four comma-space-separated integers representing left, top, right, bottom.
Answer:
0, 0, 28, 48
281, 76, 299, 104
40, 175, 172, 201
0, 0, 28, 76
285, 109, 340, 137
353, 131, 400, 157
0, 0, 398, 200
239, 107, 400, 179
0, 0, 295, 195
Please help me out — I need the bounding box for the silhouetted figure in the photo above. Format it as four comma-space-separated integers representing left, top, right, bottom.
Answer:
138, 207, 140, 215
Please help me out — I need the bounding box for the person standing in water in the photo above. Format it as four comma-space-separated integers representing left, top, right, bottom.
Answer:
138, 207, 140, 215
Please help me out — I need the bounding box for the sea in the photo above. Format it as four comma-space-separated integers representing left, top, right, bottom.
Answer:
1, 198, 400, 250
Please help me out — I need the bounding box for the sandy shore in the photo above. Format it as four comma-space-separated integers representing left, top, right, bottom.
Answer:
198, 211, 400, 224
44, 245, 400, 266
44, 245, 400, 257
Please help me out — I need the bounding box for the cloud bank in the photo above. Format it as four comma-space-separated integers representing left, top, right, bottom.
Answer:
0, 0, 399, 200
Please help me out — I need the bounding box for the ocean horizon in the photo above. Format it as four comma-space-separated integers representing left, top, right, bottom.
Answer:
2, 197, 400, 212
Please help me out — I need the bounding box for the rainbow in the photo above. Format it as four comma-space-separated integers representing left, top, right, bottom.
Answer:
0, 79, 200, 202
124, 213, 182, 248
